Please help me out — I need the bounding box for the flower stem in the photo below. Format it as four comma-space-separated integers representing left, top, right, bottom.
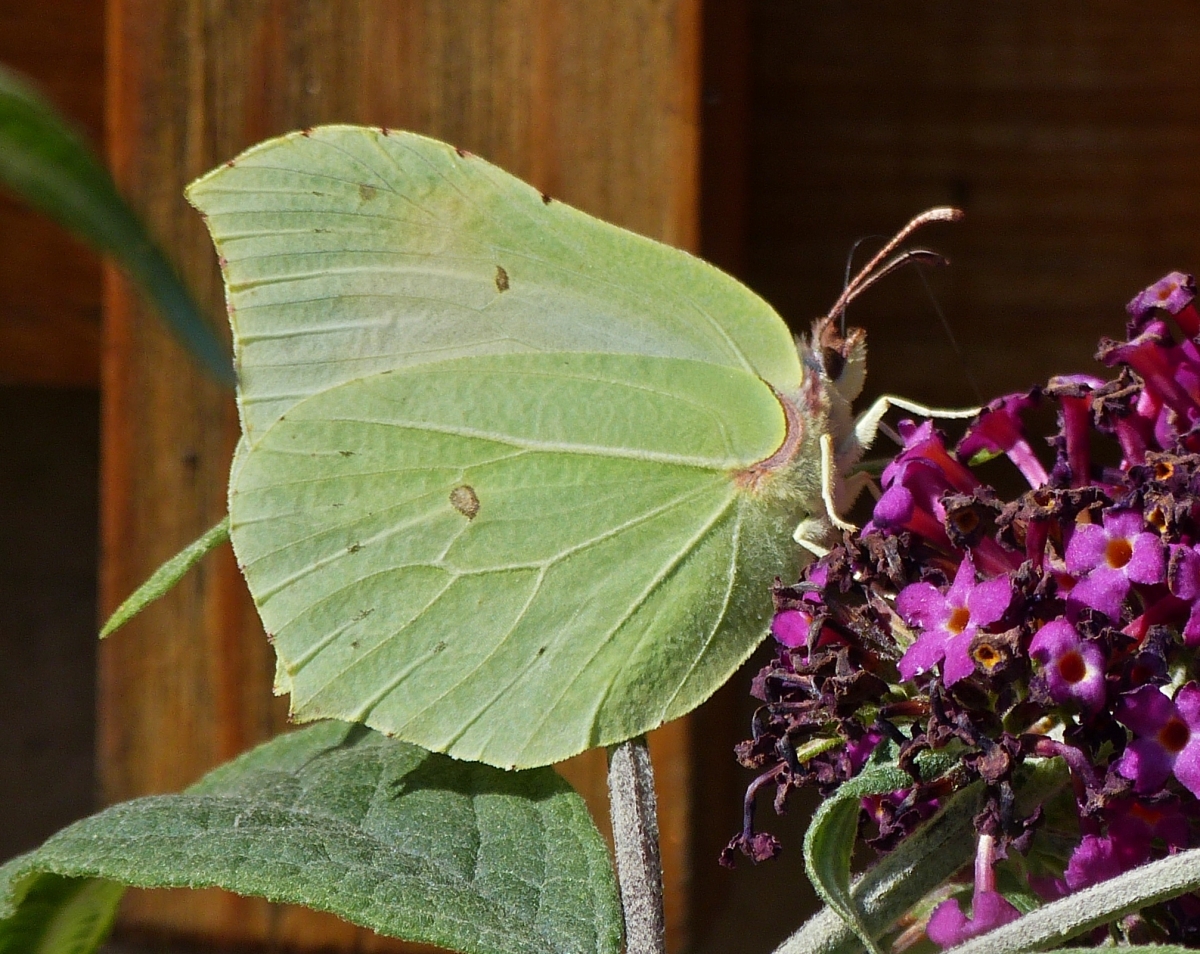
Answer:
607, 737, 666, 954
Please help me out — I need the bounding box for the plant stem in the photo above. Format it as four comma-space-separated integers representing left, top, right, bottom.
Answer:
607, 736, 666, 954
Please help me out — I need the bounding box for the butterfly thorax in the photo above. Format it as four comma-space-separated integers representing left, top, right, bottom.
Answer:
733, 316, 868, 551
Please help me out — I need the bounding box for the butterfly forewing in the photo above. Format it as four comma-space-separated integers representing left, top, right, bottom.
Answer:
193, 128, 812, 768
187, 126, 802, 441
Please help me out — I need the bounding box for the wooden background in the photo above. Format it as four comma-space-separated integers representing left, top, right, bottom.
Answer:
6, 2, 1200, 953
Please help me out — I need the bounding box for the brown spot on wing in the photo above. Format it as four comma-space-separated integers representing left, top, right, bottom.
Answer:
494, 265, 510, 292
358, 183, 378, 202
450, 485, 480, 519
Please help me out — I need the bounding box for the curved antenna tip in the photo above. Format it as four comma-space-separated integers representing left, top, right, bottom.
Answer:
916, 206, 965, 224
829, 207, 965, 321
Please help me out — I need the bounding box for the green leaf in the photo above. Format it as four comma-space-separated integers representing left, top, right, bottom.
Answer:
99, 517, 230, 638
187, 126, 826, 769
0, 873, 123, 954
784, 754, 1068, 954
1051, 949, 1194, 954
779, 781, 986, 954
945, 847, 1200, 954
803, 750, 959, 954
0, 722, 621, 954
0, 65, 233, 386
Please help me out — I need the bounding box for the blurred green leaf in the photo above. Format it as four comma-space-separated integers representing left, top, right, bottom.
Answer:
0, 873, 122, 954
0, 64, 233, 386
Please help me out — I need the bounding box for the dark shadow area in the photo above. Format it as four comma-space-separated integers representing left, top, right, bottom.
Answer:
0, 386, 98, 861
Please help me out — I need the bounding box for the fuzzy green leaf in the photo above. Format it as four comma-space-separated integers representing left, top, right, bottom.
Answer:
1051, 949, 1194, 954
784, 755, 1068, 954
779, 781, 986, 954
187, 126, 822, 769
0, 722, 621, 954
803, 750, 959, 954
946, 847, 1200, 954
0, 65, 232, 385
99, 517, 230, 638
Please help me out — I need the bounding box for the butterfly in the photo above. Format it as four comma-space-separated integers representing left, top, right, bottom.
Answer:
188, 126, 970, 769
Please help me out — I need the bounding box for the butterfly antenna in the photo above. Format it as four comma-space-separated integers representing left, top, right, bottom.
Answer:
828, 207, 963, 322
840, 234, 884, 335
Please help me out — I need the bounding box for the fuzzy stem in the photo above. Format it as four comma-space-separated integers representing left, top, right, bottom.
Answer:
607, 737, 666, 954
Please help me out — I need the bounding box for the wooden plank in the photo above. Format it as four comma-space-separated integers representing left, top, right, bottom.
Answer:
0, 1, 104, 386
100, 2, 701, 950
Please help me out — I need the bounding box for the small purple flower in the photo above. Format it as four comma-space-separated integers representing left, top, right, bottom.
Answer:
1063, 834, 1124, 891
1029, 619, 1107, 715
1064, 796, 1191, 890
879, 420, 980, 497
1065, 509, 1165, 619
772, 565, 829, 649
1099, 321, 1200, 424
927, 890, 1021, 948
1108, 796, 1190, 859
958, 390, 1049, 489
1045, 375, 1105, 488
771, 609, 809, 649
897, 553, 1012, 685
1168, 544, 1200, 645
845, 730, 883, 773
871, 422, 973, 547
1127, 271, 1199, 337
927, 832, 1022, 948
1115, 683, 1200, 797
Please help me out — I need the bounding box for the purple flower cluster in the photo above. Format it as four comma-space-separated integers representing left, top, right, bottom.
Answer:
726, 272, 1200, 946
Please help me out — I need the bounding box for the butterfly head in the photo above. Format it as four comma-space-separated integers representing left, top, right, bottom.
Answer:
785, 208, 966, 556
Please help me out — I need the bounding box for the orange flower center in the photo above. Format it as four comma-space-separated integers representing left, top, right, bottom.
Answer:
1056, 650, 1087, 684
1106, 537, 1133, 568
1158, 717, 1191, 754
947, 606, 971, 635
973, 643, 1002, 671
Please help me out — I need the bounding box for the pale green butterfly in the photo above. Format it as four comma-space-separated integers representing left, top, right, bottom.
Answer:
187, 126, 967, 770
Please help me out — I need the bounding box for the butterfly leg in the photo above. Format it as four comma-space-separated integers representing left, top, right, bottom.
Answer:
800, 396, 980, 547
792, 432, 868, 557
792, 518, 831, 558
851, 394, 980, 457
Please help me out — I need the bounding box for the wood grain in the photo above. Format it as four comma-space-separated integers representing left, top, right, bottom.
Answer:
100, 2, 700, 950
0, 2, 104, 386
